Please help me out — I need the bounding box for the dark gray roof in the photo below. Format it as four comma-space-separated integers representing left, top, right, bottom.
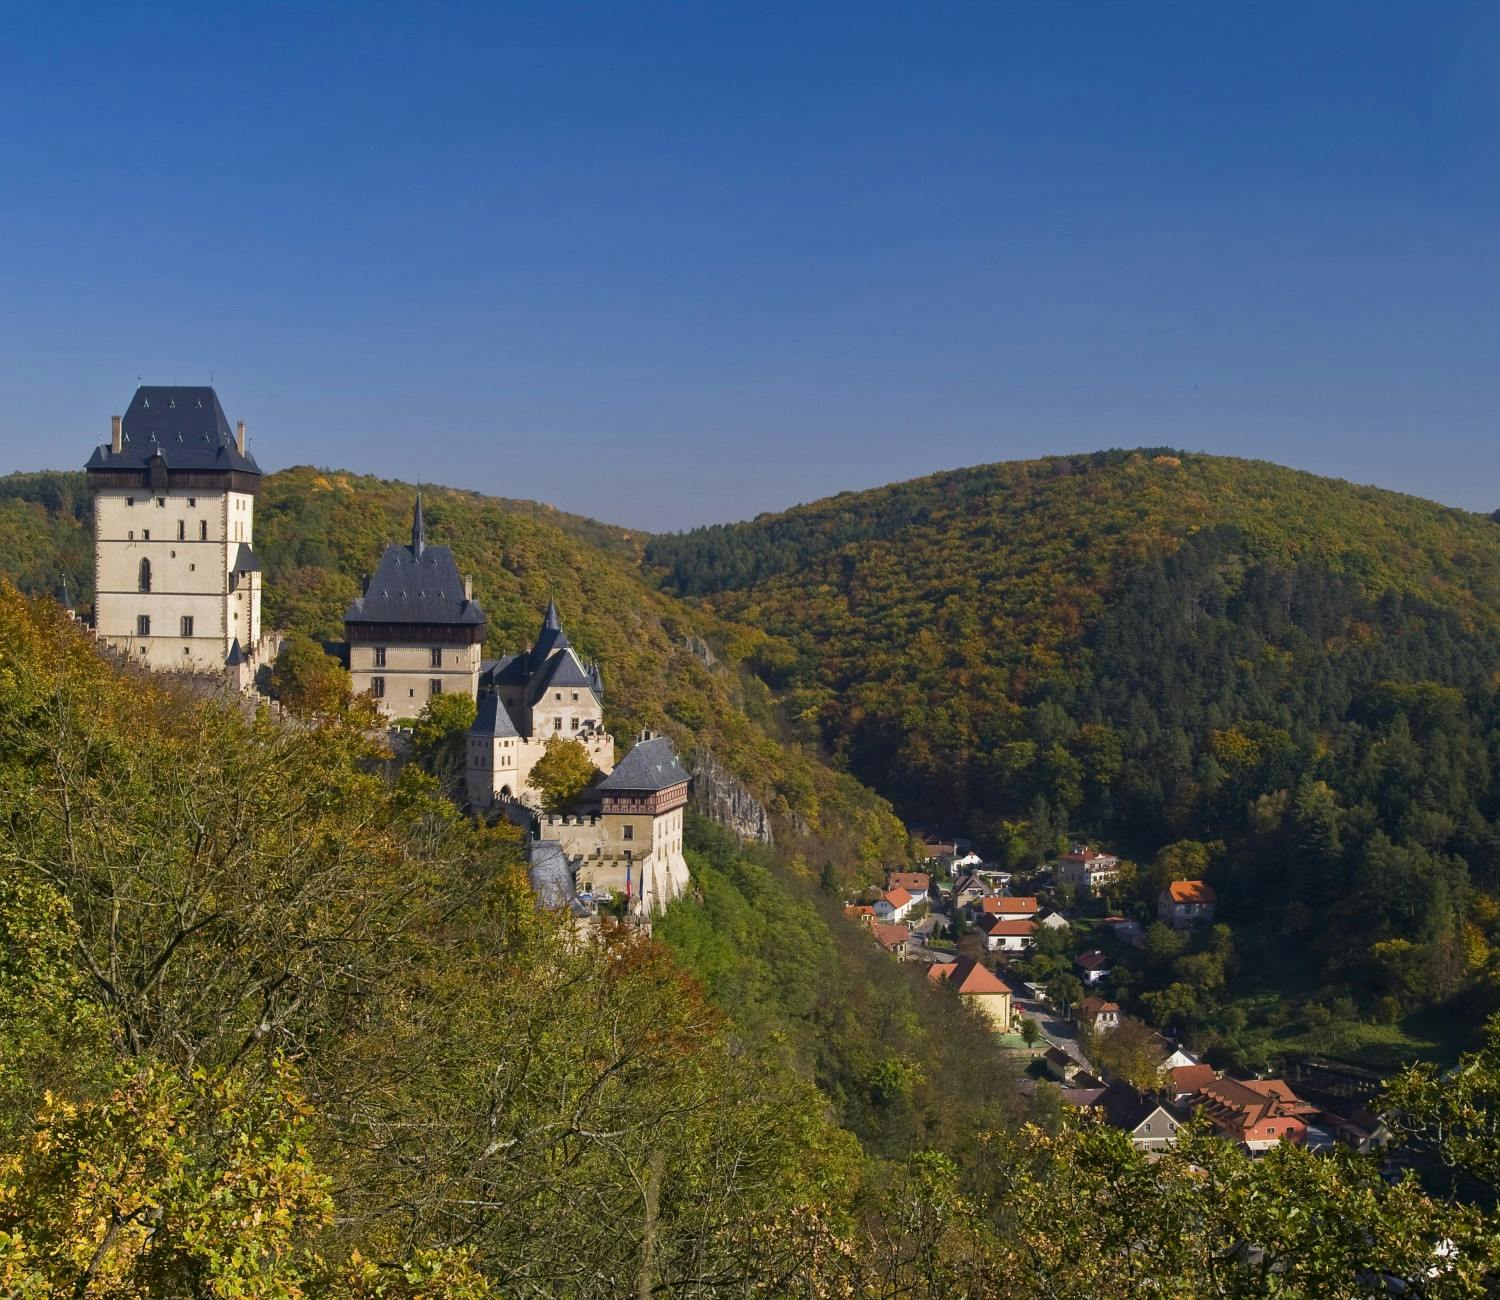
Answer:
598, 735, 690, 793
528, 840, 577, 910
1097, 1082, 1178, 1133
86, 386, 261, 475
479, 654, 529, 690
231, 543, 261, 573
471, 693, 520, 738
345, 541, 485, 627
530, 599, 571, 669
531, 646, 598, 700
225, 638, 246, 666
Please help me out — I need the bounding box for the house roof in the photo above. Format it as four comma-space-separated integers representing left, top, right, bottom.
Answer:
1170, 1064, 1218, 1095
86, 386, 261, 475
1078, 995, 1121, 1017
1193, 1077, 1317, 1132
529, 598, 571, 669
598, 734, 689, 793
1043, 1046, 1077, 1070
887, 872, 930, 893
471, 693, 520, 739
844, 904, 876, 919
1062, 1085, 1110, 1107
928, 956, 1013, 997
1165, 879, 1217, 905
882, 887, 914, 909
984, 919, 1036, 936
528, 839, 577, 911
872, 922, 910, 950
1075, 950, 1112, 971
1097, 1082, 1178, 1134
977, 895, 1038, 914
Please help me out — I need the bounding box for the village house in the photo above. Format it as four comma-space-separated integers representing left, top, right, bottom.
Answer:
1076, 995, 1121, 1032
976, 916, 1035, 953
886, 870, 932, 898
844, 904, 876, 925
952, 873, 994, 908
1074, 949, 1113, 985
927, 956, 1015, 1031
1043, 1046, 1082, 1082
1037, 910, 1070, 931
1190, 1077, 1320, 1153
1158, 879, 1217, 929
1054, 844, 1122, 896
873, 887, 916, 922
1094, 1082, 1185, 1153
872, 922, 910, 958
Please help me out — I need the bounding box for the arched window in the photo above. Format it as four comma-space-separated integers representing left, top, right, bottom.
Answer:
138, 558, 151, 592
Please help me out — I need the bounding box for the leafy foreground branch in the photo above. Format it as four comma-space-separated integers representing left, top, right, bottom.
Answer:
2, 583, 1500, 1297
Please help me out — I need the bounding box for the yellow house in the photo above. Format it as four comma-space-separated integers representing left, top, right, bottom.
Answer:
928, 956, 1014, 1030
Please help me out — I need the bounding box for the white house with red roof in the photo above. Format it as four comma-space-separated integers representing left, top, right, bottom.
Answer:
873, 886, 916, 922
1054, 844, 1122, 895
1074, 949, 1113, 985
976, 915, 1036, 953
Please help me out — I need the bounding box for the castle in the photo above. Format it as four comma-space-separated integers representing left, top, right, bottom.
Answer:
86, 385, 692, 918
84, 386, 273, 678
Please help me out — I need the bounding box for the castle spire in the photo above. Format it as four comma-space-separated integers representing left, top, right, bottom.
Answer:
543, 596, 560, 629
411, 490, 426, 558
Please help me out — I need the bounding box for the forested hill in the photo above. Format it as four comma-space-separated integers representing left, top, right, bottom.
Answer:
648, 450, 1500, 1063
0, 465, 904, 876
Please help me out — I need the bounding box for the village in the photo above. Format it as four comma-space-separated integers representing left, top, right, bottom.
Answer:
844, 841, 1389, 1160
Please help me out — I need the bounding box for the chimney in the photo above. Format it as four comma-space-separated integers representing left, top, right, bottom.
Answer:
236, 421, 246, 455
110, 415, 122, 453
464, 575, 473, 600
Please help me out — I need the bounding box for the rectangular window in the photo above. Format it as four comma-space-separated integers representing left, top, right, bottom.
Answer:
177, 520, 186, 541
157, 497, 166, 507
371, 676, 385, 699
136, 614, 151, 636
373, 647, 387, 668
180, 615, 194, 637
126, 497, 134, 507
142, 529, 150, 540
623, 825, 634, 841
429, 679, 442, 697
199, 520, 208, 541
554, 717, 563, 731
430, 647, 442, 668
187, 497, 196, 507
572, 692, 579, 701
571, 716, 580, 730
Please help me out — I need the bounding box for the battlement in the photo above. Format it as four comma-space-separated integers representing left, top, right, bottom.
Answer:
540, 813, 603, 827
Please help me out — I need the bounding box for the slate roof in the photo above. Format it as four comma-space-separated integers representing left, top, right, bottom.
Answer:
528, 840, 577, 910
481, 654, 529, 688
471, 693, 520, 739
86, 386, 261, 474
1097, 1082, 1179, 1134
530, 599, 570, 669
231, 543, 261, 573
598, 735, 690, 793
531, 646, 597, 700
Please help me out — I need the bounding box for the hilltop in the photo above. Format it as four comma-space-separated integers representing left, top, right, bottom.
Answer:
647, 449, 1500, 1065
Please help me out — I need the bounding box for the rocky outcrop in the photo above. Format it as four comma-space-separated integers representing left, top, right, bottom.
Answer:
690, 747, 773, 845
683, 633, 717, 668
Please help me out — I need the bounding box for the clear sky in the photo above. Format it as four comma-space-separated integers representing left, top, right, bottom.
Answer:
1, 2, 1495, 530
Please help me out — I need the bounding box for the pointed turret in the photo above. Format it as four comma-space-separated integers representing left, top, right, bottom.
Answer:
530, 597, 571, 670
411, 491, 426, 558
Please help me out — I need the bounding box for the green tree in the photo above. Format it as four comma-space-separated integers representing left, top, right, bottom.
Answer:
527, 736, 600, 813
1018, 1016, 1042, 1049
271, 631, 352, 717
411, 691, 477, 795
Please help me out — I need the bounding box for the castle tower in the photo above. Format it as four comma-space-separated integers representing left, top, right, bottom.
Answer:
344, 492, 486, 718
85, 386, 262, 672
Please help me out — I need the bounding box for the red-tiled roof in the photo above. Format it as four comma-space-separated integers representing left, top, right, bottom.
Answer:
872, 922, 910, 950
1192, 1077, 1317, 1133
1078, 995, 1120, 1017
1075, 950, 1112, 971
1170, 1064, 1217, 1094
985, 919, 1036, 936
977, 895, 1038, 915
929, 956, 1012, 996
887, 872, 931, 894
1166, 879, 1216, 905
882, 887, 914, 908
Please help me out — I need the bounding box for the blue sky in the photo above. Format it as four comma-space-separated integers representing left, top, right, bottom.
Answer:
1, 2, 1494, 530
